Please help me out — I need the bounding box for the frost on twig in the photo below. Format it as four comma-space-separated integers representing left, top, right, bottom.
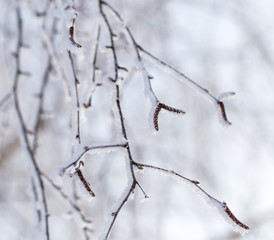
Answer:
134, 162, 249, 235
99, 181, 136, 240
101, 1, 187, 133
92, 2, 246, 239
59, 143, 128, 176
138, 46, 234, 126
7, 0, 247, 238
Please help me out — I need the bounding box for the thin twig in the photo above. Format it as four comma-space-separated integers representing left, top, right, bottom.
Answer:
84, 25, 102, 108
133, 161, 249, 233
104, 181, 136, 239
99, 0, 119, 82
68, 51, 81, 143
138, 46, 232, 125
32, 59, 52, 153
61, 143, 128, 173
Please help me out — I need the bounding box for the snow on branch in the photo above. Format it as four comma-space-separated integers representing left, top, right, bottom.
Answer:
93, 2, 247, 239
59, 142, 128, 175
99, 181, 136, 240
133, 162, 249, 235
101, 1, 187, 132
138, 46, 234, 126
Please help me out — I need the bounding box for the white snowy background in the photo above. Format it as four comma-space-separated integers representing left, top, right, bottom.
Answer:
0, 0, 274, 239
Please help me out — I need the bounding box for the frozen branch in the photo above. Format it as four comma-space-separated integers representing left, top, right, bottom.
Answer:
60, 143, 128, 174
4, 1, 248, 238
100, 181, 136, 240
138, 46, 233, 126
94, 2, 245, 239
133, 162, 249, 235
101, 1, 187, 132
99, 1, 119, 83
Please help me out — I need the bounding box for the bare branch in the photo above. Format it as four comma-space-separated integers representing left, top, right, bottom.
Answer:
12, 7, 50, 239
68, 50, 81, 143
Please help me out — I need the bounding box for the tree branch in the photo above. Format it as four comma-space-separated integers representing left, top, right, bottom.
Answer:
133, 161, 249, 234
12, 7, 50, 240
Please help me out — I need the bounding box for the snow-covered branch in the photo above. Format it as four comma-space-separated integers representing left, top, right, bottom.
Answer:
133, 162, 249, 235
138, 46, 233, 126
60, 143, 128, 174
3, 1, 251, 239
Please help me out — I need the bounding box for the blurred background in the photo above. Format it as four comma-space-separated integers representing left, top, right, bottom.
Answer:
0, 0, 274, 239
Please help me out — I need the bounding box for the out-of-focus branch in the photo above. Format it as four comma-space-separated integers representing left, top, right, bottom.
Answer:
0, 91, 12, 109
42, 172, 92, 225
68, 51, 82, 144
32, 59, 52, 153
84, 25, 102, 108
12, 7, 50, 240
